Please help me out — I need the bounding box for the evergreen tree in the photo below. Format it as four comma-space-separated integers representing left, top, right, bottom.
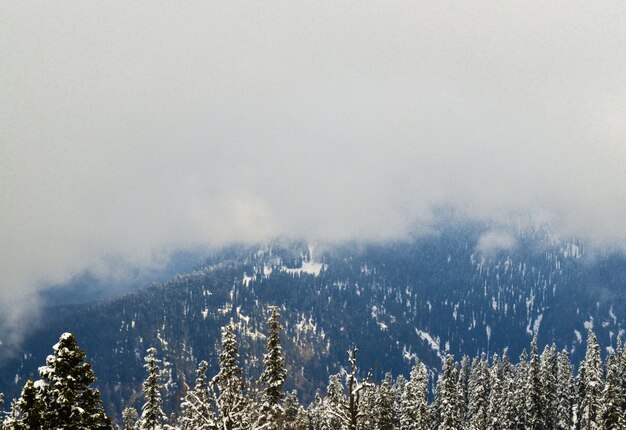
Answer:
215, 324, 247, 430
600, 353, 625, 430
374, 373, 395, 430
579, 330, 603, 430
179, 360, 216, 430
283, 391, 301, 430
37, 332, 112, 429
122, 407, 139, 430
525, 337, 542, 430
323, 374, 347, 430
457, 355, 470, 423
556, 349, 575, 430
467, 355, 489, 430
2, 380, 45, 430
357, 385, 376, 430
539, 344, 558, 429
307, 390, 324, 430
138, 347, 167, 430
400, 360, 429, 430
486, 354, 504, 430
392, 374, 406, 429
437, 355, 462, 430
256, 306, 287, 430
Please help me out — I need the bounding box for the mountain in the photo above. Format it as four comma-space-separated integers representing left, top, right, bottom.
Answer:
1, 224, 625, 419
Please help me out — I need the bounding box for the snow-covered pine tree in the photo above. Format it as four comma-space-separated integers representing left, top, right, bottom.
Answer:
37, 332, 112, 429
525, 337, 542, 430
323, 374, 347, 430
357, 384, 376, 430
2, 380, 45, 430
400, 360, 429, 430
374, 373, 395, 430
138, 347, 167, 430
457, 355, 470, 423
215, 324, 247, 430
437, 355, 462, 430
179, 360, 216, 430
256, 306, 287, 430
556, 349, 575, 430
539, 344, 558, 429
467, 354, 489, 430
123, 407, 139, 430
579, 330, 603, 430
486, 353, 504, 430
392, 374, 406, 429
281, 391, 309, 430
292, 406, 309, 430
306, 390, 324, 430
600, 353, 625, 430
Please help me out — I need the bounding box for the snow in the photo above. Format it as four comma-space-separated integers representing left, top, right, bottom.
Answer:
283, 260, 326, 276
242, 273, 254, 287
574, 329, 582, 344
415, 328, 444, 362
584, 318, 594, 331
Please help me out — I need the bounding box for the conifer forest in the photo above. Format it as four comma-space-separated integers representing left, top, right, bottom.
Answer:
2, 305, 626, 430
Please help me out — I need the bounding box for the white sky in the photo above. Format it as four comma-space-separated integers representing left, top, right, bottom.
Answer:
2, 1, 626, 340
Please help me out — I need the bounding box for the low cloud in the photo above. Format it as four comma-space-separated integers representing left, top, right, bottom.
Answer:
476, 231, 517, 254
2, 1, 626, 346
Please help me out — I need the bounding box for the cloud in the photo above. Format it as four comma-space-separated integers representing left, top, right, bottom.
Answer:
476, 231, 517, 254
2, 1, 626, 344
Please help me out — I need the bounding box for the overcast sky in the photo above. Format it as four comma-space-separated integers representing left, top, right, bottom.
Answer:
2, 2, 626, 341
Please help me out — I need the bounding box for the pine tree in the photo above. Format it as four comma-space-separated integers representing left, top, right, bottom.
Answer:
179, 360, 216, 430
357, 385, 376, 430
256, 306, 287, 430
539, 344, 558, 429
437, 355, 462, 430
2, 380, 45, 430
37, 332, 112, 429
215, 324, 247, 430
400, 360, 429, 430
323, 374, 347, 430
467, 355, 489, 430
486, 354, 504, 430
392, 374, 406, 429
579, 330, 603, 430
283, 391, 309, 430
600, 353, 625, 430
123, 407, 139, 430
138, 347, 167, 430
556, 349, 575, 430
374, 373, 395, 430
525, 337, 542, 430
307, 390, 324, 430
457, 355, 470, 423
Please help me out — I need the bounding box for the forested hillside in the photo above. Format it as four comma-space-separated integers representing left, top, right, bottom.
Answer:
2, 311, 625, 429
1, 225, 625, 423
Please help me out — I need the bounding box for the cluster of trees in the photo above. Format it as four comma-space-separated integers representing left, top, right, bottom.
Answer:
2, 306, 626, 430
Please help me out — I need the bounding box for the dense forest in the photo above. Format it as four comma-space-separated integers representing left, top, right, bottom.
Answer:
2, 306, 625, 430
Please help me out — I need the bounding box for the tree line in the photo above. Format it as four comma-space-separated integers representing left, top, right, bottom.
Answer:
1, 306, 625, 430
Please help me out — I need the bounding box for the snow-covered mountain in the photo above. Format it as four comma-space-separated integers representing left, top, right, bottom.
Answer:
1, 224, 625, 418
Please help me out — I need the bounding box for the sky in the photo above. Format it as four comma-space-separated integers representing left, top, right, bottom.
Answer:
2, 1, 626, 344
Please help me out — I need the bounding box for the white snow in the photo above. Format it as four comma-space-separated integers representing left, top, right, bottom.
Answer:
242, 273, 254, 286
283, 260, 326, 276
574, 329, 582, 344
415, 328, 444, 362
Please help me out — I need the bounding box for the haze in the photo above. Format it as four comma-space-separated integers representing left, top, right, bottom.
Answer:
2, 2, 626, 345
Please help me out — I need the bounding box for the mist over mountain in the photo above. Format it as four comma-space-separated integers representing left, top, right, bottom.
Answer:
2, 224, 625, 421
